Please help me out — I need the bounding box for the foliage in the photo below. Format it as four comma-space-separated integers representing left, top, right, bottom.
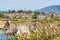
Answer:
32, 11, 40, 19
0, 12, 60, 40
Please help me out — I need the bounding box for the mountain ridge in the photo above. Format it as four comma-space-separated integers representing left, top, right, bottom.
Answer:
36, 5, 60, 13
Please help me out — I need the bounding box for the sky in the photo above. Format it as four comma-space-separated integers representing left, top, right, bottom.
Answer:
0, 0, 60, 11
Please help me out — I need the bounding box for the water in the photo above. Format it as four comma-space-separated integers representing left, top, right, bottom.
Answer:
0, 30, 9, 40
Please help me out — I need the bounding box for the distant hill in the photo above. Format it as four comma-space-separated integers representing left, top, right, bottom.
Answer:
36, 5, 60, 13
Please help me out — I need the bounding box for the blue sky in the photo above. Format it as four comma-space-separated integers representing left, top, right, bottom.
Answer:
0, 0, 60, 11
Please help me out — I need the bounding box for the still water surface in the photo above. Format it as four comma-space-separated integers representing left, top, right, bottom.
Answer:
0, 30, 9, 40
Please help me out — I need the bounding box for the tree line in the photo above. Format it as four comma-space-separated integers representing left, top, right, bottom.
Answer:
8, 10, 32, 13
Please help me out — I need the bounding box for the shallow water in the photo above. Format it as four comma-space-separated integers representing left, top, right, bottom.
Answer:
0, 30, 9, 40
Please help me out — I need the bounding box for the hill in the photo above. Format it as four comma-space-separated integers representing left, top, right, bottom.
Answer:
37, 5, 60, 13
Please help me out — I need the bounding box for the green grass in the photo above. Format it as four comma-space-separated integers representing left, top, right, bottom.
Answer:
0, 14, 60, 40
0, 17, 6, 20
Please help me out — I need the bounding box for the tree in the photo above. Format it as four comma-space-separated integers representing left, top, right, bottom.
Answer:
34, 11, 40, 15
8, 10, 11, 13
17, 10, 23, 13
32, 15, 37, 19
32, 11, 40, 19
11, 10, 16, 13
28, 10, 32, 13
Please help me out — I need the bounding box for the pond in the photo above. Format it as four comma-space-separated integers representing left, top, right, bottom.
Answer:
0, 30, 9, 40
